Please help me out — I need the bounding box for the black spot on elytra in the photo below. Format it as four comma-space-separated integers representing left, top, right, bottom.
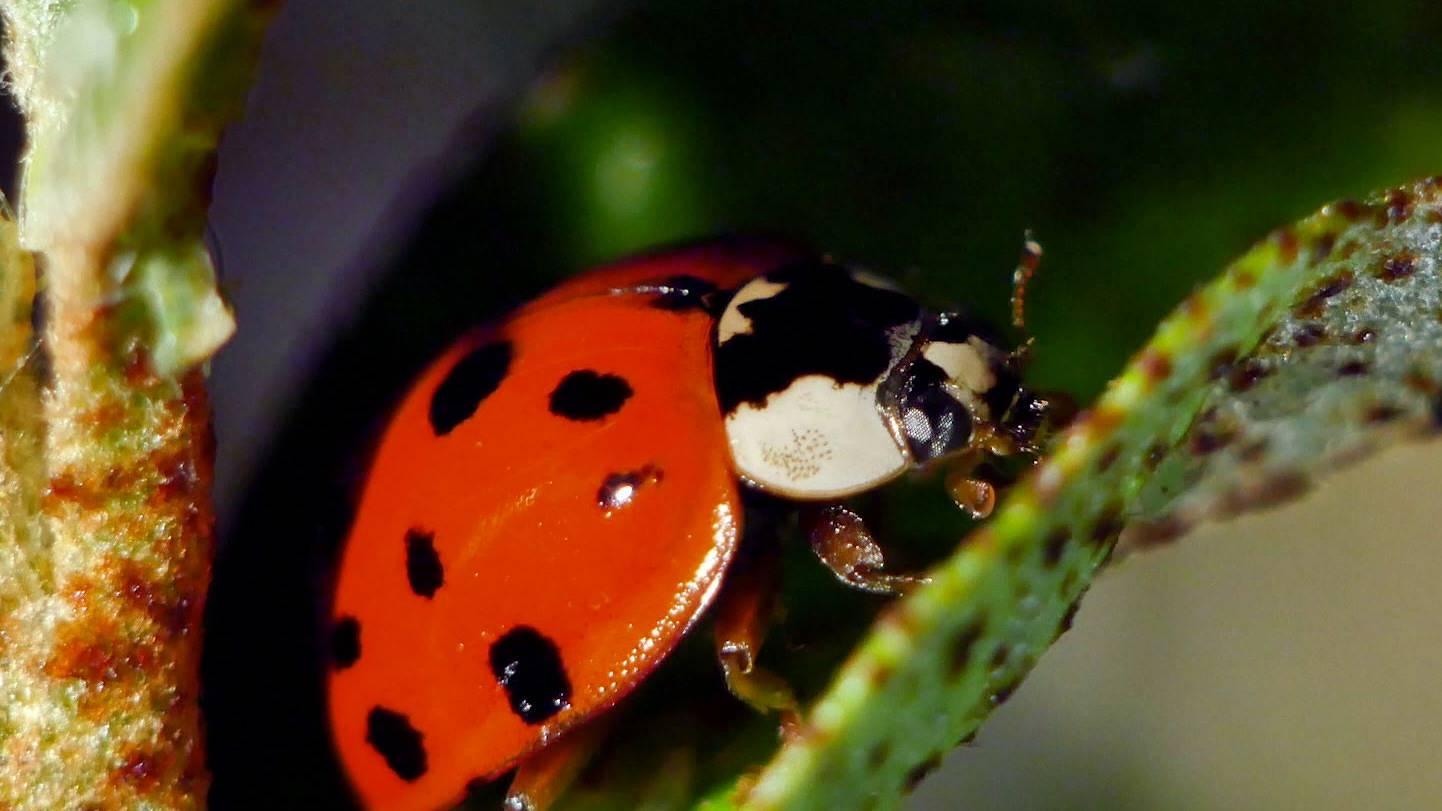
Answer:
549, 371, 633, 421
331, 615, 360, 669
714, 261, 919, 413
405, 529, 444, 598
365, 706, 427, 781
490, 626, 572, 725
429, 341, 512, 436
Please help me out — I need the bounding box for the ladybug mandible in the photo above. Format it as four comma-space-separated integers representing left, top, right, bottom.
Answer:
328, 238, 1053, 810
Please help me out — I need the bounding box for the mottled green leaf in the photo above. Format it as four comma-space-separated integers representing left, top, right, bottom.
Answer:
1125, 187, 1442, 550
724, 178, 1442, 810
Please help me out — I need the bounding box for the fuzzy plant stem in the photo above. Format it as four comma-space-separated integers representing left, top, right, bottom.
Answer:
0, 1, 273, 807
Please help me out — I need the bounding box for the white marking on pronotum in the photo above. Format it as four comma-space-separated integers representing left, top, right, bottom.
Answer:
724, 375, 909, 499
715, 278, 787, 345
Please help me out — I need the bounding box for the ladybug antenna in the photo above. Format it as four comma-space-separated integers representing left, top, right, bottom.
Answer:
1009, 231, 1042, 362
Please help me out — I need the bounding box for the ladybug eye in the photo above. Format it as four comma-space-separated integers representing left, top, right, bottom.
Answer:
897, 358, 974, 463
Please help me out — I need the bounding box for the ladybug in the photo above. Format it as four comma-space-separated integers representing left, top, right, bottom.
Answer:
328, 238, 1054, 810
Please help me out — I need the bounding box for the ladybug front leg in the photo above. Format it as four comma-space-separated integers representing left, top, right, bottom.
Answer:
942, 447, 998, 520
504, 715, 613, 811
802, 504, 929, 595
712, 545, 801, 737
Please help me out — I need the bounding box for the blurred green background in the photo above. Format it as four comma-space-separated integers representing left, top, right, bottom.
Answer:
488, 0, 1442, 400
204, 1, 1442, 808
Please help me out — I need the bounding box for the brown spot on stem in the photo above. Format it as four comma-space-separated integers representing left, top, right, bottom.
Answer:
1208, 346, 1239, 379
1138, 350, 1172, 385
1095, 444, 1121, 473
1331, 199, 1364, 221
1273, 228, 1299, 264
948, 619, 985, 680
991, 675, 1024, 707
1238, 437, 1270, 462
1365, 404, 1404, 424
1189, 423, 1236, 455
1385, 188, 1414, 223
1091, 505, 1126, 545
1242, 471, 1310, 510
1088, 407, 1123, 437
1058, 599, 1083, 635
116, 560, 194, 638
1404, 370, 1440, 397
1377, 252, 1417, 282
1043, 527, 1070, 567
1124, 515, 1190, 548
1143, 441, 1169, 471
1227, 359, 1269, 392
905, 754, 945, 790
989, 644, 1010, 669
1292, 323, 1326, 347
1182, 292, 1208, 321
111, 750, 169, 792
1294, 270, 1354, 319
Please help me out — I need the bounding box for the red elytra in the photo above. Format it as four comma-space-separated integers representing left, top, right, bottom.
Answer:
327, 241, 807, 811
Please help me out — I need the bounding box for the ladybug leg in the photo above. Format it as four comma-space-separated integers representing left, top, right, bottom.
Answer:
943, 448, 998, 520
947, 472, 997, 520
802, 504, 929, 596
713, 545, 802, 736
504, 715, 613, 811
